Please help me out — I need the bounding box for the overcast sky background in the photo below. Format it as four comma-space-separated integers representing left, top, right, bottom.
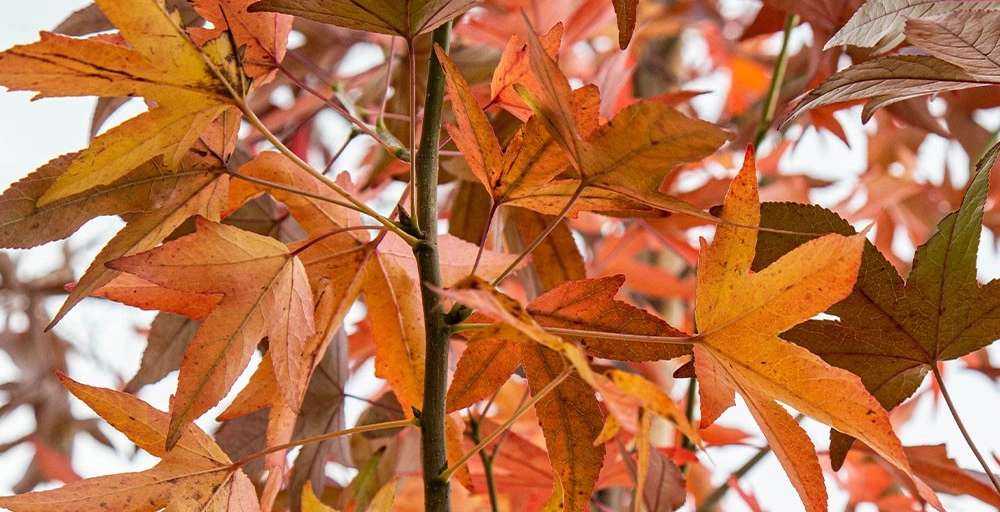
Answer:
0, 3, 998, 512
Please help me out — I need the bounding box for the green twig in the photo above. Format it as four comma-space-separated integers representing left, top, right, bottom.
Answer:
414, 22, 454, 512
752, 13, 800, 149
469, 416, 501, 512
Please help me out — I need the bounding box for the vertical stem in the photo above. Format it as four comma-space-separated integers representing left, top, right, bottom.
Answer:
414, 21, 453, 512
752, 13, 799, 149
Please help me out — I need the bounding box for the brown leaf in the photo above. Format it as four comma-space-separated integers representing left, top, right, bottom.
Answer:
249, 0, 478, 39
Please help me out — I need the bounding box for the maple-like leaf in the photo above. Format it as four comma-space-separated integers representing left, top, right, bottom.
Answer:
248, 0, 478, 39
0, 151, 230, 326
691, 147, 942, 511
490, 25, 563, 120
826, 0, 1000, 51
0, 374, 259, 512
0, 0, 241, 204
108, 217, 315, 449
752, 142, 1000, 468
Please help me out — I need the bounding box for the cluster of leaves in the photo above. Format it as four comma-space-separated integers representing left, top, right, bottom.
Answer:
0, 0, 998, 511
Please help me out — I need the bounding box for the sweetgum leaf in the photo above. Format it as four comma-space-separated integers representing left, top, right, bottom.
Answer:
108, 217, 315, 449
693, 146, 942, 511
0, 0, 240, 204
753, 142, 1000, 469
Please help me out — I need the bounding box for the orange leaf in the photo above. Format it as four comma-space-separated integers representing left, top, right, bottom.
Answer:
364, 255, 426, 414
490, 24, 564, 120
527, 275, 691, 362
692, 147, 943, 511
523, 344, 605, 512
109, 217, 315, 449
447, 338, 522, 412
91, 273, 221, 320
0, 374, 258, 512
0, 0, 239, 204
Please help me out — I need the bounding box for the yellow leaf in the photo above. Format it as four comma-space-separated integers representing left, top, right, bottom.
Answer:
692, 146, 943, 511
0, 0, 239, 204
301, 481, 340, 512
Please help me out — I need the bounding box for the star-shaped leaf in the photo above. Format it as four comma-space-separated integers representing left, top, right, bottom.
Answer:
108, 217, 315, 449
0, 0, 241, 205
753, 142, 1000, 468
692, 146, 942, 512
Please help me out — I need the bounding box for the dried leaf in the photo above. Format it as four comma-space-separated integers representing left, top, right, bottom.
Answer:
826, 0, 1000, 51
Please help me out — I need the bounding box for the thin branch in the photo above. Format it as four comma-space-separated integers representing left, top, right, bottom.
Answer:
752, 13, 799, 148
440, 367, 573, 481
229, 418, 418, 470
695, 444, 773, 512
237, 99, 420, 247
414, 22, 455, 512
932, 363, 1000, 494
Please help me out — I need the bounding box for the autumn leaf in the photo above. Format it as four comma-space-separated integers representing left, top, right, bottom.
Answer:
611, 0, 638, 49
527, 275, 691, 362
904, 10, 1000, 78
516, 19, 732, 218
108, 217, 315, 449
826, 0, 1000, 51
691, 146, 942, 511
188, 0, 293, 81
248, 0, 479, 39
784, 56, 981, 124
0, 0, 240, 204
0, 374, 258, 512
753, 142, 1000, 469
124, 313, 200, 393
523, 345, 605, 512
490, 24, 564, 119
0, 150, 230, 326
